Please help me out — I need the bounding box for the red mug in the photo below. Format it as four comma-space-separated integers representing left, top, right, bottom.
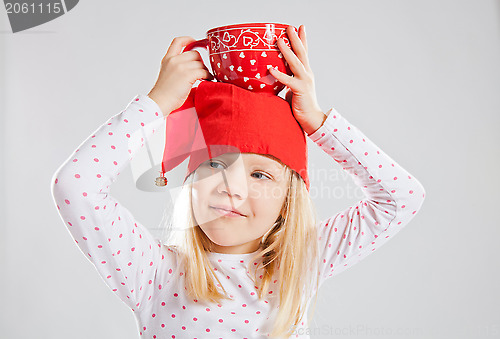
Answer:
183, 22, 298, 96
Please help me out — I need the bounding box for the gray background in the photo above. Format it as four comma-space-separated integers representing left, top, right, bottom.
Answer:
1, 0, 499, 338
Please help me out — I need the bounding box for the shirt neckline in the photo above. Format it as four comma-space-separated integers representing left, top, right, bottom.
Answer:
207, 248, 262, 262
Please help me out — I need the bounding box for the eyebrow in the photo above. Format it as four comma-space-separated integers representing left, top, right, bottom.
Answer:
246, 155, 284, 173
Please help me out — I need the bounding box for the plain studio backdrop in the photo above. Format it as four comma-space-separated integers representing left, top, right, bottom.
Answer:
1, 0, 499, 338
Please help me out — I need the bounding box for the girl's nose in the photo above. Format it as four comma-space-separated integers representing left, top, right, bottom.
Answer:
216, 166, 248, 200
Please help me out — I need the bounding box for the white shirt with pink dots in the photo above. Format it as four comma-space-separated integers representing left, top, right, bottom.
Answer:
51, 93, 425, 338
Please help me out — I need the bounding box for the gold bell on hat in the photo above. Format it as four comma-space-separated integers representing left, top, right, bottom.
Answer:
155, 171, 167, 187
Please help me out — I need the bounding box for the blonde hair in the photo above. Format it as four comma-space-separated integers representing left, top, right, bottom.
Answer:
162, 164, 321, 338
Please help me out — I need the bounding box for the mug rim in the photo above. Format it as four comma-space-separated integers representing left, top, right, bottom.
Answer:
207, 22, 296, 34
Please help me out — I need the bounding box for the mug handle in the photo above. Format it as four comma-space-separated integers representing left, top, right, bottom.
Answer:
182, 38, 214, 80
183, 38, 209, 52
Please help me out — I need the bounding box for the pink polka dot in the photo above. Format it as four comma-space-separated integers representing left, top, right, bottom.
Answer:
94, 158, 99, 162
111, 145, 116, 149
73, 159, 78, 162
75, 174, 80, 178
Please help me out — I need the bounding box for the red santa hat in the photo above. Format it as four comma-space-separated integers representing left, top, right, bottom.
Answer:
155, 80, 310, 191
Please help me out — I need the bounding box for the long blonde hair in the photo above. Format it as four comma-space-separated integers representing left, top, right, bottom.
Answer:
162, 164, 321, 338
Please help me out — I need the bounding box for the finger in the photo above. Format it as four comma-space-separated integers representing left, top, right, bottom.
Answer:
269, 66, 298, 90
286, 25, 310, 69
186, 60, 210, 71
165, 36, 197, 59
176, 50, 204, 62
198, 69, 214, 81
299, 25, 308, 55
277, 37, 307, 77
185, 60, 214, 79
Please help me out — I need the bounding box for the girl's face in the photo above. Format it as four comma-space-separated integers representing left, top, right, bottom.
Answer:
191, 152, 289, 254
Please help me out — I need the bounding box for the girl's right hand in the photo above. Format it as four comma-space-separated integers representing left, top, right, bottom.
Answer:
148, 36, 214, 117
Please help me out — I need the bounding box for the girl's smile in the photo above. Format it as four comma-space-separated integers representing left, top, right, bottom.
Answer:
209, 206, 246, 217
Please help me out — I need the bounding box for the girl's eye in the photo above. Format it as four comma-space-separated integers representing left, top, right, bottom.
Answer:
252, 172, 271, 180
208, 161, 271, 180
208, 161, 225, 169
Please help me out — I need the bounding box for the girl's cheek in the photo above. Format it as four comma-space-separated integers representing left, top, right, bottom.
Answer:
248, 183, 284, 201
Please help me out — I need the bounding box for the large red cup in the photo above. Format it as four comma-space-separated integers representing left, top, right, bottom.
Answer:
183, 22, 298, 96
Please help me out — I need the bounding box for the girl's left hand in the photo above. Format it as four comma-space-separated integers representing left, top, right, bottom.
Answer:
269, 25, 327, 136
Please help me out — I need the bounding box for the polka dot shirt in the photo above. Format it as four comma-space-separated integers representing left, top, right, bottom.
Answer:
51, 94, 426, 338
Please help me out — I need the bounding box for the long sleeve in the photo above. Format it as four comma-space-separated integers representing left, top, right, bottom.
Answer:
50, 95, 167, 312
307, 107, 426, 285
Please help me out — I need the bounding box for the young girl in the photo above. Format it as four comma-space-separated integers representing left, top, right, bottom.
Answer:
51, 25, 425, 338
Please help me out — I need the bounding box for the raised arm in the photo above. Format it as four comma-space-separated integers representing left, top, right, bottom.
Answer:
307, 108, 426, 285
50, 36, 215, 312
50, 95, 167, 312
